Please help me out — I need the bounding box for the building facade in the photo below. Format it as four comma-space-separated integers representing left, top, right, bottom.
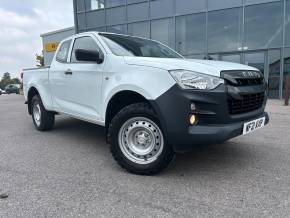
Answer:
73, 0, 290, 99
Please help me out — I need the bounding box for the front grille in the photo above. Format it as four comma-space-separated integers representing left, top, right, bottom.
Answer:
228, 92, 265, 115
222, 71, 264, 87
234, 78, 264, 86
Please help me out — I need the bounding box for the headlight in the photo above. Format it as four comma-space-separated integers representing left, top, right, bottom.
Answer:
169, 70, 224, 90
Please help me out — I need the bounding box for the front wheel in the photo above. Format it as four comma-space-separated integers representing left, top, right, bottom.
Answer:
108, 103, 175, 175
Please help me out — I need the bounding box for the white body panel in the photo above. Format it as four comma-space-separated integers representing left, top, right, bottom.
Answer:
23, 31, 260, 126
23, 67, 54, 111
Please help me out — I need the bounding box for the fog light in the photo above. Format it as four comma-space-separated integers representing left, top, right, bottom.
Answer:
189, 114, 197, 125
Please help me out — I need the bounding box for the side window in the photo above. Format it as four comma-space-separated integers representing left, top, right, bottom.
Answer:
56, 40, 72, 62
71, 36, 103, 63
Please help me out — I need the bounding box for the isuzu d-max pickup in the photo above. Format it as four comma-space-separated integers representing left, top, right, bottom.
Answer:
23, 32, 269, 175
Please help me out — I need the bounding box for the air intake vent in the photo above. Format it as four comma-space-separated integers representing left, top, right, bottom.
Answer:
228, 92, 265, 115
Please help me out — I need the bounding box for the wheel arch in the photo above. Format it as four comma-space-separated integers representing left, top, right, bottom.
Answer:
105, 90, 158, 129
27, 86, 40, 115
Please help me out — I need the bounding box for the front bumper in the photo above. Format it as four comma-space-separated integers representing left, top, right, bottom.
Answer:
150, 84, 269, 153
169, 112, 269, 152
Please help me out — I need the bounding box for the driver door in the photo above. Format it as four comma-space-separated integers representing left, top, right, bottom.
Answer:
54, 35, 105, 122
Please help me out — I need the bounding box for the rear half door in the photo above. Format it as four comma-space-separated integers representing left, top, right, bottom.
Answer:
49, 39, 73, 112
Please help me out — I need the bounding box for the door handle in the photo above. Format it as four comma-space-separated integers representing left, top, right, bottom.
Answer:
64, 69, 73, 75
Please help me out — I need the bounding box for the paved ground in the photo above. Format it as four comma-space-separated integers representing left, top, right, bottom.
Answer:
0, 95, 290, 217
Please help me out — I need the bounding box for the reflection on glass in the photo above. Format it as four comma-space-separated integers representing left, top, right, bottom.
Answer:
245, 2, 282, 49
185, 54, 206, 60
87, 0, 104, 10
245, 52, 265, 75
128, 22, 150, 38
107, 25, 127, 34
207, 54, 219, 60
127, 0, 145, 4
283, 48, 290, 98
151, 18, 174, 48
221, 54, 241, 63
208, 8, 242, 52
268, 50, 281, 98
176, 13, 206, 55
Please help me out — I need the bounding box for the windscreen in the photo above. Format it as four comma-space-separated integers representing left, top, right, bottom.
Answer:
99, 33, 183, 59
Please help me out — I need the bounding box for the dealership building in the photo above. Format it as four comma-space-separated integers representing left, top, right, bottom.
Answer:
42, 0, 290, 99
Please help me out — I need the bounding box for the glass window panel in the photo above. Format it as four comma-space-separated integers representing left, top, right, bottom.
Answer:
208, 0, 242, 11
86, 10, 106, 28
151, 18, 174, 48
127, 2, 149, 23
245, 52, 265, 75
245, 0, 280, 6
76, 0, 85, 12
107, 25, 127, 34
127, 0, 145, 4
56, 40, 72, 63
185, 54, 206, 60
285, 0, 290, 46
106, 0, 125, 8
87, 26, 106, 32
208, 8, 242, 53
85, 0, 104, 10
150, 0, 174, 19
128, 22, 150, 38
207, 54, 219, 60
176, 13, 206, 55
221, 54, 241, 63
106, 6, 126, 25
77, 13, 86, 30
283, 48, 290, 98
176, 0, 206, 15
245, 2, 283, 49
268, 50, 281, 98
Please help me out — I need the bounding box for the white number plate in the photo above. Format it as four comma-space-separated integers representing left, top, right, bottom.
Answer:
243, 117, 265, 135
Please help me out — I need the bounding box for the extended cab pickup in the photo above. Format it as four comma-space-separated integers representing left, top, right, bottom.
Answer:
23, 32, 269, 175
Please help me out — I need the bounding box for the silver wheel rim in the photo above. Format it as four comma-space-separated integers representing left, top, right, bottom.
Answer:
33, 103, 41, 126
118, 117, 164, 165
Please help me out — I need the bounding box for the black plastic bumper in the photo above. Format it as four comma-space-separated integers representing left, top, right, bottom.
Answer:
168, 112, 269, 152
150, 84, 269, 153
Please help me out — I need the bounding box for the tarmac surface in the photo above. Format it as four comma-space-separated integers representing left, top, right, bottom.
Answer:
0, 95, 290, 217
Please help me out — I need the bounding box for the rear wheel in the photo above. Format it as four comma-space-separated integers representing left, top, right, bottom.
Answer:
31, 95, 55, 131
108, 103, 175, 175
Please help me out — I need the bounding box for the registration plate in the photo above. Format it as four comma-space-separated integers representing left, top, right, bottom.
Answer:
243, 117, 265, 135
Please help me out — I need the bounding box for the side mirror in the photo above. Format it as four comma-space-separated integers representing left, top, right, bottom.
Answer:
75, 49, 104, 64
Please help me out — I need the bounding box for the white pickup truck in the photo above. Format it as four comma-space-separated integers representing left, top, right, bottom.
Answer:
23, 32, 269, 175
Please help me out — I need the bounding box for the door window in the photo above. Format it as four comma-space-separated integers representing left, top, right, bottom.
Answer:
70, 36, 103, 63
56, 40, 72, 63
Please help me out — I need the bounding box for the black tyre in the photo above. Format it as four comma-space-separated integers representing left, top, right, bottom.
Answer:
108, 103, 175, 175
31, 95, 55, 131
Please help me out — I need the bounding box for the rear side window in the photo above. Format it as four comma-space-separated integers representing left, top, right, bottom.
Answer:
71, 36, 103, 63
56, 40, 72, 62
